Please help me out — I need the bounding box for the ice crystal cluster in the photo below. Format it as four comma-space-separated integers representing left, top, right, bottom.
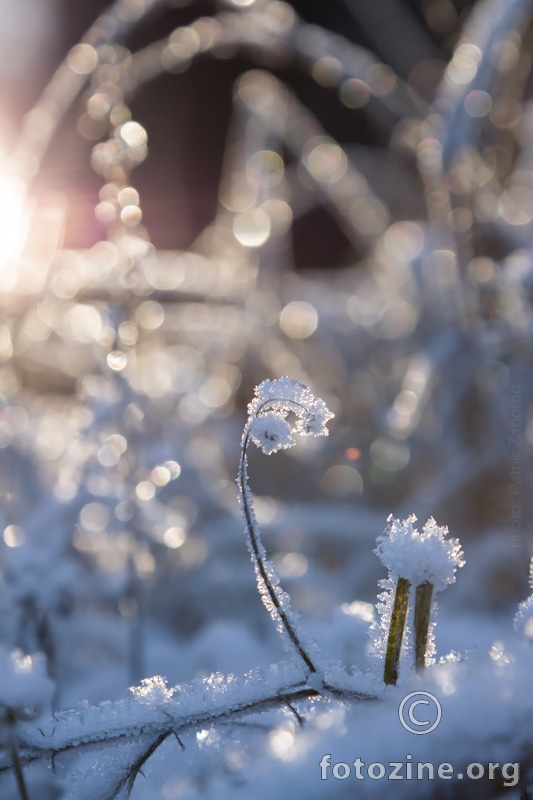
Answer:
246, 377, 334, 454
375, 514, 465, 591
369, 515, 465, 671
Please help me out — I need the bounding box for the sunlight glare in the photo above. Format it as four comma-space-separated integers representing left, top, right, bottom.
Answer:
0, 171, 29, 291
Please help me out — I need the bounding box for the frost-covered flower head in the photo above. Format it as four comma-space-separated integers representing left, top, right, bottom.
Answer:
245, 376, 334, 455
375, 514, 464, 592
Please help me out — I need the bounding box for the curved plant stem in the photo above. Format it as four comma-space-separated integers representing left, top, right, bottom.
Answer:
414, 581, 434, 672
384, 577, 410, 685
238, 432, 317, 675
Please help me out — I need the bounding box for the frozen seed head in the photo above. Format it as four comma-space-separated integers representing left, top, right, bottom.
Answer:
246, 377, 334, 454
375, 514, 464, 591
249, 412, 296, 454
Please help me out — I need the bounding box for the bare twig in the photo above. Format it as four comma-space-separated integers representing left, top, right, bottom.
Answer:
3, 681, 374, 774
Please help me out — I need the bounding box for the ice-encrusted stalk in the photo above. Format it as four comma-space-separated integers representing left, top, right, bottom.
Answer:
238, 442, 316, 673
383, 577, 410, 686
514, 557, 533, 641
237, 377, 333, 676
372, 515, 464, 683
414, 580, 434, 672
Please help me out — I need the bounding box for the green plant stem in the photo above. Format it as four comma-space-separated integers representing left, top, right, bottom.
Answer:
384, 577, 410, 685
414, 580, 434, 672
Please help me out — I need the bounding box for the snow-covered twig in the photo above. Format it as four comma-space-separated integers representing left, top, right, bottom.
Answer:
2, 666, 375, 775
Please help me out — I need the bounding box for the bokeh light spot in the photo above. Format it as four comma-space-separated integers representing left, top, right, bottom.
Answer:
67, 43, 98, 75
280, 301, 317, 339
233, 209, 271, 247
107, 351, 128, 371
305, 140, 347, 184
119, 121, 147, 148
3, 525, 24, 548
339, 78, 371, 109
320, 465, 363, 496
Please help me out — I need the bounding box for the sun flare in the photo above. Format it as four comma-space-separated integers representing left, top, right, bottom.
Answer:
0, 170, 28, 290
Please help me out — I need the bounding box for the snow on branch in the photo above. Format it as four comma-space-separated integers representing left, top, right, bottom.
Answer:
5, 665, 374, 773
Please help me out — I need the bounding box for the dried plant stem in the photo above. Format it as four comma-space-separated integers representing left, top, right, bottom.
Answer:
238, 434, 317, 675
414, 580, 434, 672
8, 731, 29, 800
384, 577, 410, 685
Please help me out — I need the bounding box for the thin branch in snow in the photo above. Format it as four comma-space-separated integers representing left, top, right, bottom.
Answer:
119, 732, 170, 800
281, 697, 305, 728
172, 731, 185, 751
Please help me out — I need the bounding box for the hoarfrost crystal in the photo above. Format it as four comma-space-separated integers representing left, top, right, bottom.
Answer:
375, 514, 464, 591
246, 377, 334, 450
249, 412, 295, 454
